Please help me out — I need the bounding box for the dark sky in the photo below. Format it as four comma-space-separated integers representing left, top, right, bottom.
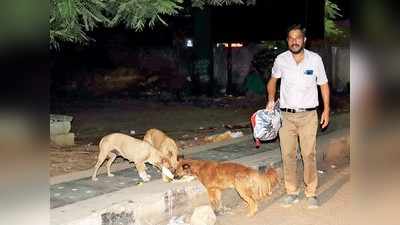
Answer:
54, 0, 349, 54
210, 0, 325, 42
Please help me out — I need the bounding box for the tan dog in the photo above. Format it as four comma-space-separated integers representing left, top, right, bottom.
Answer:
143, 128, 179, 181
92, 133, 174, 182
174, 159, 279, 216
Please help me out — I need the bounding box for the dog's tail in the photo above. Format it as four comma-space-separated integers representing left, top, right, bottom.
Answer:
237, 167, 278, 200
265, 168, 279, 187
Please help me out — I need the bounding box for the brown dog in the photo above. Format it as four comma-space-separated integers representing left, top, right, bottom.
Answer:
92, 133, 175, 182
174, 159, 279, 216
143, 128, 179, 181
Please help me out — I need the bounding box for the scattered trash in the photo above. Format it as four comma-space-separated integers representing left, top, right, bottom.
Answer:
199, 126, 204, 130
182, 134, 189, 138
54, 193, 61, 197
166, 215, 189, 225
136, 182, 144, 186
130, 130, 136, 135
85, 143, 92, 151
194, 137, 198, 141
317, 170, 325, 174
71, 188, 79, 191
230, 131, 243, 138
331, 164, 337, 169
223, 123, 250, 129
204, 131, 243, 143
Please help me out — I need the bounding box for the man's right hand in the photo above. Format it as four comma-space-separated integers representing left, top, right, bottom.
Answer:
266, 101, 275, 112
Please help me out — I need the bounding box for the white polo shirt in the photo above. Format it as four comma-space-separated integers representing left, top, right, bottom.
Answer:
271, 49, 328, 109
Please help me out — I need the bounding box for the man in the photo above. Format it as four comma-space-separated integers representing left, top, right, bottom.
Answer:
266, 24, 330, 209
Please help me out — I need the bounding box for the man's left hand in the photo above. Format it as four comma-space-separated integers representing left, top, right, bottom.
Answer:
320, 110, 330, 129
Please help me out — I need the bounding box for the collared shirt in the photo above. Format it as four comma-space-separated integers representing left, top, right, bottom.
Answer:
271, 49, 328, 109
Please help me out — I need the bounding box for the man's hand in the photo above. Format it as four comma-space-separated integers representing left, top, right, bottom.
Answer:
266, 101, 275, 112
320, 109, 330, 129
319, 83, 330, 129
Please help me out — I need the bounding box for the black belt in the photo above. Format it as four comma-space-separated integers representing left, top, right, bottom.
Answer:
280, 107, 317, 113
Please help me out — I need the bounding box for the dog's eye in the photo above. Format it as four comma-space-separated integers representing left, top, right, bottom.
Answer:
183, 164, 190, 169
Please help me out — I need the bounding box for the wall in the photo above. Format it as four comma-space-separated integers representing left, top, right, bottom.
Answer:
213, 44, 264, 94
213, 44, 350, 94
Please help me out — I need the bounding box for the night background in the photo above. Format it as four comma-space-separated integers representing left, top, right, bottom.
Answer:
47, 0, 352, 191
5, 1, 400, 225
50, 0, 350, 101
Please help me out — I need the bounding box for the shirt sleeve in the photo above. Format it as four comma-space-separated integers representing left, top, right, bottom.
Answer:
316, 56, 328, 85
271, 58, 282, 78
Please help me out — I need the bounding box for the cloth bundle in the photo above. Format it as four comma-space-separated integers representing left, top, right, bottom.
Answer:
252, 100, 282, 141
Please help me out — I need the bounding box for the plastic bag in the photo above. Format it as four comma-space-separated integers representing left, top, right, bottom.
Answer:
252, 100, 282, 141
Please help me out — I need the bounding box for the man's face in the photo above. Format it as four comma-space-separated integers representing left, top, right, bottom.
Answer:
287, 29, 305, 54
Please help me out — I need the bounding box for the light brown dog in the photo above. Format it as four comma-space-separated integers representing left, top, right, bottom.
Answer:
143, 128, 179, 181
174, 159, 279, 216
92, 133, 174, 182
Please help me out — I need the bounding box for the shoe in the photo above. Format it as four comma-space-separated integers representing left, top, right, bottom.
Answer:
307, 196, 319, 209
280, 194, 299, 207
255, 139, 261, 148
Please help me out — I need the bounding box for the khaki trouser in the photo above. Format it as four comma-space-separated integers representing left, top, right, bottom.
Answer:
279, 110, 318, 197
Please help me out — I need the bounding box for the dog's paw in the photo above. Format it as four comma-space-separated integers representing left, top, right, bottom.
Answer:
108, 173, 114, 177
140, 175, 151, 182
214, 210, 223, 216
221, 206, 232, 212
246, 212, 256, 217
162, 175, 172, 182
92, 177, 99, 181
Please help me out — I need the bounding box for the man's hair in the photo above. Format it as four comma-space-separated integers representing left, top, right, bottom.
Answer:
287, 24, 306, 37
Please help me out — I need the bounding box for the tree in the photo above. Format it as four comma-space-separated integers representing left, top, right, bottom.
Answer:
325, 0, 344, 38
50, 0, 244, 49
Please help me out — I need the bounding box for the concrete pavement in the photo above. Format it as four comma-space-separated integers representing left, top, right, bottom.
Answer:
50, 113, 349, 225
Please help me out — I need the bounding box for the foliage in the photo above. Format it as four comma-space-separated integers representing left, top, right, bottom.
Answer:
325, 0, 343, 37
50, 0, 346, 49
50, 0, 109, 49
252, 41, 286, 76
50, 0, 244, 49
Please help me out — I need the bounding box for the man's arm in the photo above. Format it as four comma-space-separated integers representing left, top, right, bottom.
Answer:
266, 76, 279, 110
320, 83, 330, 128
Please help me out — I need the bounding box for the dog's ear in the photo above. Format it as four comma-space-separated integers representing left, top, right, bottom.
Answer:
177, 155, 184, 161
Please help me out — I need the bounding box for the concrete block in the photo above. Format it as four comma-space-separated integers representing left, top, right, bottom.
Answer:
51, 133, 75, 146
50, 121, 72, 135
50, 114, 73, 135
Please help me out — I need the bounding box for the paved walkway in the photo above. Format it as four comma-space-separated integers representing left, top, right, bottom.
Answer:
50, 137, 280, 209
50, 112, 349, 211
